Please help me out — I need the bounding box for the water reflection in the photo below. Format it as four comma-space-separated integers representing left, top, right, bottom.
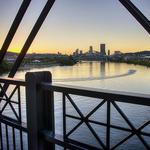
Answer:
2, 61, 150, 94
1, 61, 150, 150
100, 61, 106, 77
89, 61, 93, 77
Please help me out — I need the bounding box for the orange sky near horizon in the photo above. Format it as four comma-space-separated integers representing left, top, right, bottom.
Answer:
0, 0, 150, 55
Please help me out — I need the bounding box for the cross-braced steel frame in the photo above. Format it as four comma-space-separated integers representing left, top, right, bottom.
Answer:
0, 0, 150, 77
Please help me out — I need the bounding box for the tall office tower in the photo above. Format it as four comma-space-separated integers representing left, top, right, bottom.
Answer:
89, 46, 93, 54
100, 44, 106, 55
108, 49, 110, 56
75, 49, 79, 55
80, 50, 83, 55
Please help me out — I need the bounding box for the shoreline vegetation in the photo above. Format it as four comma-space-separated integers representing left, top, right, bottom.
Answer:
0, 60, 11, 75
0, 57, 150, 76
22, 55, 77, 68
0, 56, 77, 75
110, 59, 150, 67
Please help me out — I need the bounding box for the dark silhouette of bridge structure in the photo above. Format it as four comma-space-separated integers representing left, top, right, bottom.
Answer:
0, 0, 150, 78
0, 1, 150, 150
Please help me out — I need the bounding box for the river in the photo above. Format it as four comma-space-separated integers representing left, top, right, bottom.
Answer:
1, 61, 150, 149
4, 61, 150, 94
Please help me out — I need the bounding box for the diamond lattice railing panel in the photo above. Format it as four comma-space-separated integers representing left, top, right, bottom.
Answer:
0, 83, 22, 122
64, 93, 150, 150
66, 94, 105, 117
110, 101, 150, 149
64, 94, 107, 149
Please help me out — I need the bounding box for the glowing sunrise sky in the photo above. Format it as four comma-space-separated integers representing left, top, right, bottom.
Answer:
0, 0, 150, 54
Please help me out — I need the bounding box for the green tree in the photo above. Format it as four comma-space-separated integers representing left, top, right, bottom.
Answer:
0, 60, 10, 74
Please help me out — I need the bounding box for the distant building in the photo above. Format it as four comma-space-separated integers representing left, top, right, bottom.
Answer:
75, 49, 79, 56
80, 50, 83, 55
32, 60, 41, 63
114, 51, 122, 55
89, 46, 93, 54
57, 52, 61, 55
100, 44, 106, 55
6, 58, 16, 64
108, 50, 110, 56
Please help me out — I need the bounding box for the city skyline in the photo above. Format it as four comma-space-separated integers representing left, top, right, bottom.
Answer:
0, 0, 150, 54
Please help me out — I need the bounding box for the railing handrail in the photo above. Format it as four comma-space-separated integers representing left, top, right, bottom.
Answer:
41, 82, 150, 106
0, 76, 150, 106
0, 77, 26, 86
1, 72, 149, 150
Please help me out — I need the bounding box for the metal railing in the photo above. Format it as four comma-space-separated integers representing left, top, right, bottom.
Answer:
40, 82, 150, 150
0, 77, 27, 150
0, 71, 150, 150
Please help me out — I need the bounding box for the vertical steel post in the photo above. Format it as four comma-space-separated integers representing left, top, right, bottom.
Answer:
106, 100, 111, 149
26, 71, 55, 150
63, 93, 67, 150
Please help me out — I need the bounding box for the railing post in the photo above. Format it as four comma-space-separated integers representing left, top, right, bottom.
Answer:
26, 71, 55, 150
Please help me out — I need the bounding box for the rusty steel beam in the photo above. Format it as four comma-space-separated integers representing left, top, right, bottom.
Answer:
0, 0, 31, 64
8, 0, 55, 78
119, 0, 150, 34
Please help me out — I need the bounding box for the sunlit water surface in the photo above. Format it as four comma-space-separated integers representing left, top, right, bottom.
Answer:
1, 62, 150, 150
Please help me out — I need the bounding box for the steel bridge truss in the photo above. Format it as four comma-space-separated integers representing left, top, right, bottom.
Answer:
0, 0, 150, 78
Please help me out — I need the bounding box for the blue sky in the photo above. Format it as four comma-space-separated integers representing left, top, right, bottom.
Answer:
0, 0, 150, 54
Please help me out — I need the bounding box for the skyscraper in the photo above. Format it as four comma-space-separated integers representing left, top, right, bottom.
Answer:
100, 44, 106, 55
89, 46, 93, 54
108, 49, 110, 56
80, 50, 83, 55
75, 49, 79, 55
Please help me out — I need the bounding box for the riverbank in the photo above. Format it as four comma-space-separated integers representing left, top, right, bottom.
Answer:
109, 59, 150, 68
21, 56, 77, 70
0, 56, 77, 75
20, 62, 59, 70
0, 61, 11, 75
